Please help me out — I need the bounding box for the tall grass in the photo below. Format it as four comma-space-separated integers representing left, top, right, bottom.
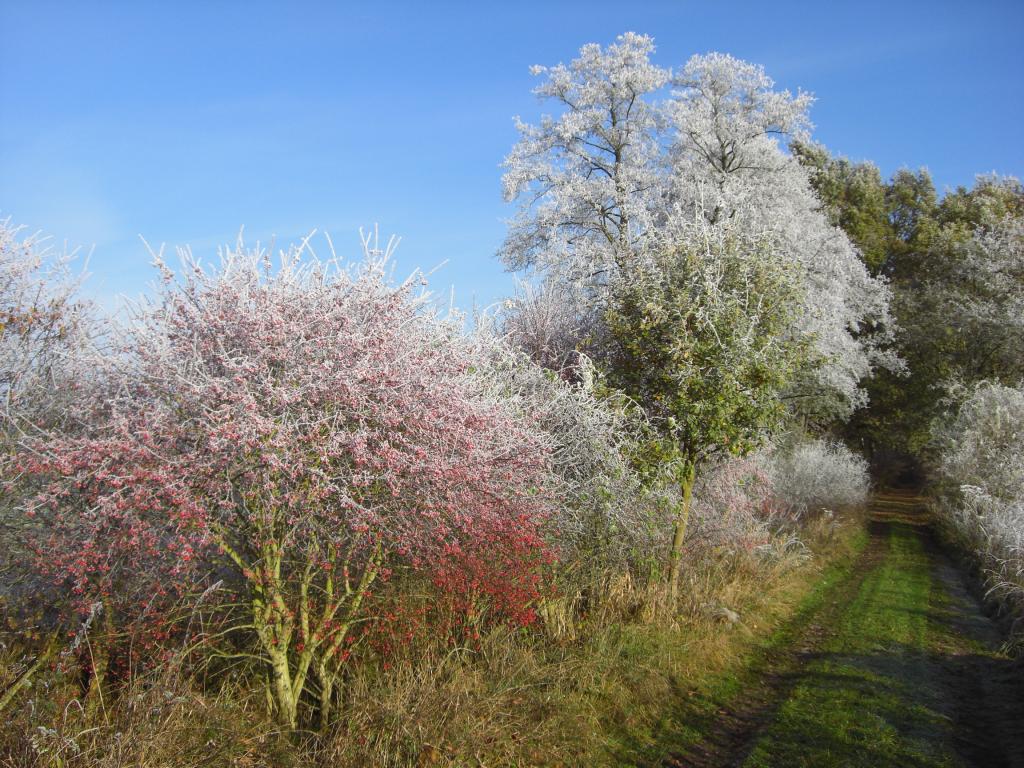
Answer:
1, 512, 864, 767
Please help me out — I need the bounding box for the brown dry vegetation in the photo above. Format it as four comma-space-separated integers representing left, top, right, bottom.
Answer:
0, 513, 864, 768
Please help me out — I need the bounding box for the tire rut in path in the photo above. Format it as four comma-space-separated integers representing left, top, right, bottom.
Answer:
663, 502, 892, 768
923, 522, 1024, 767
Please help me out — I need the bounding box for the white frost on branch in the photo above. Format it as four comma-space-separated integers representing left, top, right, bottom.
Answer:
500, 34, 898, 418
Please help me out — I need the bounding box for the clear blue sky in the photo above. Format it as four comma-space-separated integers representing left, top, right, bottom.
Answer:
2, 0, 1022, 310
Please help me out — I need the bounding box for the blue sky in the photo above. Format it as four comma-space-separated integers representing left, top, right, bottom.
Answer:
2, 0, 1022, 311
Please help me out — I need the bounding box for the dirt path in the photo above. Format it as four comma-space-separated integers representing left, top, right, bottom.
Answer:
664, 492, 1024, 768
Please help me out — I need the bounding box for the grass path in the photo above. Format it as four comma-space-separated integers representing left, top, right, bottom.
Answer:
663, 492, 1024, 768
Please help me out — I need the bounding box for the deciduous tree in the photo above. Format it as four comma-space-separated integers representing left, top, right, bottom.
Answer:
598, 222, 806, 594
501, 34, 897, 425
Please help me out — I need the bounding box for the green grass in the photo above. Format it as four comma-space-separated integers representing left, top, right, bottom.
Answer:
742, 521, 960, 768
604, 524, 870, 765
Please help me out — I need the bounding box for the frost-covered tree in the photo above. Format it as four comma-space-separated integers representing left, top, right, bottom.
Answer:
500, 34, 897, 420
500, 31, 668, 284
665, 53, 898, 419
790, 143, 893, 274
599, 222, 807, 594
667, 52, 813, 200
939, 210, 1024, 379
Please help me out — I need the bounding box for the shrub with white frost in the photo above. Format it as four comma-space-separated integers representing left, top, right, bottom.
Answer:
499, 280, 593, 377
0, 220, 99, 431
689, 451, 775, 553
934, 382, 1024, 633
768, 438, 870, 518
936, 382, 1024, 500
1, 220, 101, 617
689, 439, 869, 555
470, 326, 669, 570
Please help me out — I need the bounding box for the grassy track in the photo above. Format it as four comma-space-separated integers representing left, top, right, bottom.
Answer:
663, 493, 1024, 768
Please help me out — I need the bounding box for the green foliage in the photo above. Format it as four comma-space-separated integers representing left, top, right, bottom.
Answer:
936, 174, 1024, 233
883, 168, 940, 272
598, 226, 808, 482
791, 142, 939, 279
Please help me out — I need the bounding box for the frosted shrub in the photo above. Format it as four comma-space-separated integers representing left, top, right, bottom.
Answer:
769, 438, 870, 518
689, 451, 775, 553
687, 440, 866, 560
471, 327, 669, 571
934, 382, 1024, 632
0, 221, 101, 627
499, 280, 593, 377
941, 488, 1024, 624
936, 382, 1024, 500
0, 220, 98, 431
9, 233, 557, 729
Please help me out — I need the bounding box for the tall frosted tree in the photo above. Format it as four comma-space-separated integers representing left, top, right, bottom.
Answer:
664, 53, 898, 420
925, 194, 1024, 382
500, 31, 668, 285
500, 33, 898, 582
500, 34, 898, 423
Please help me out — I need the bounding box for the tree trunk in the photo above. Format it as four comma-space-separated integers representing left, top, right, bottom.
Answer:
270, 649, 298, 729
668, 462, 696, 601
317, 660, 335, 732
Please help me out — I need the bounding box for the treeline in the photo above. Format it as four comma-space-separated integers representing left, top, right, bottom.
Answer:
0, 30, 1020, 767
793, 143, 1024, 640
795, 146, 1024, 469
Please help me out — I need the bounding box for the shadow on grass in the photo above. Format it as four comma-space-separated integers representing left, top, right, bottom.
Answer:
609, 501, 1024, 768
742, 645, 1024, 768
609, 642, 1023, 768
